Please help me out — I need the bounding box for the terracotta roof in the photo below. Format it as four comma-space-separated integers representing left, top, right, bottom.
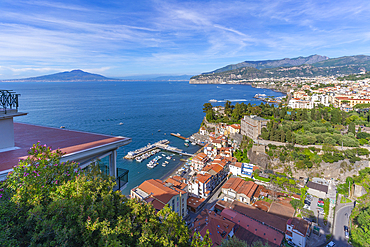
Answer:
286, 217, 310, 237
234, 225, 280, 247
231, 162, 243, 168
196, 173, 212, 184
138, 179, 185, 211
187, 196, 205, 209
165, 177, 187, 190
268, 202, 295, 220
222, 177, 244, 192
221, 208, 284, 246
191, 209, 235, 246
217, 200, 288, 233
0, 122, 130, 172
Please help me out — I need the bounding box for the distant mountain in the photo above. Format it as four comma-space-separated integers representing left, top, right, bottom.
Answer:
3, 69, 117, 82
190, 55, 370, 84
204, 55, 329, 74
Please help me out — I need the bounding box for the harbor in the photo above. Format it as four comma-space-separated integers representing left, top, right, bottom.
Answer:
124, 139, 194, 161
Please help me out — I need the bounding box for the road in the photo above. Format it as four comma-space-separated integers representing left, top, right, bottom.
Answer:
333, 203, 354, 247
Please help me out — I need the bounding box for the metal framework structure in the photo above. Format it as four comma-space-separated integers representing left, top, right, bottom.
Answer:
0, 90, 20, 113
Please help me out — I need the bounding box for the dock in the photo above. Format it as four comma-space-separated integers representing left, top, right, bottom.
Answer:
124, 139, 169, 159
154, 143, 194, 157
124, 139, 194, 160
170, 133, 188, 140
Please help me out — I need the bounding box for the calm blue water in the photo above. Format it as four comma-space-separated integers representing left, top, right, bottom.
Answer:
1, 81, 284, 194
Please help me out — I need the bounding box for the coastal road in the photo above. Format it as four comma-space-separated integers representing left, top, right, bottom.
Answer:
333, 203, 354, 247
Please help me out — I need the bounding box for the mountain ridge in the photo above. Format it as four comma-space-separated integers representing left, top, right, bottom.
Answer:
191, 55, 370, 84
204, 54, 329, 74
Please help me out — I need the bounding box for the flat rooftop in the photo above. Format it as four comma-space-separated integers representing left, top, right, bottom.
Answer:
0, 122, 131, 172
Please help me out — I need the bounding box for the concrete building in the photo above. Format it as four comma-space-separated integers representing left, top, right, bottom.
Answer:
229, 162, 254, 178
0, 90, 131, 188
285, 217, 311, 247
306, 181, 328, 199
131, 179, 188, 217
241, 115, 269, 140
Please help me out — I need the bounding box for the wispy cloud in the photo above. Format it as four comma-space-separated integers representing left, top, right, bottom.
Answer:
0, 0, 369, 79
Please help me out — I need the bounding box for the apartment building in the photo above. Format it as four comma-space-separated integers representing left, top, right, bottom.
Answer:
241, 115, 269, 140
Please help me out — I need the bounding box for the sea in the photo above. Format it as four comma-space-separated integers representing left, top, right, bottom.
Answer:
1, 81, 284, 194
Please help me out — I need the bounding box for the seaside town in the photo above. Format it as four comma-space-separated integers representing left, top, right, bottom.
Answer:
125, 73, 370, 246
2, 72, 370, 246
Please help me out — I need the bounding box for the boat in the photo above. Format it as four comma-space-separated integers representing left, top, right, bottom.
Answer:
162, 154, 166, 157
209, 99, 217, 102
162, 163, 166, 167
166, 156, 171, 160
60, 126, 65, 129
253, 93, 267, 99
185, 139, 190, 143
184, 143, 189, 147
191, 142, 196, 145
119, 122, 123, 125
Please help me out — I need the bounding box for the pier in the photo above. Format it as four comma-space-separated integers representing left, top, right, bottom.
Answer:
170, 133, 188, 140
124, 139, 169, 159
124, 139, 194, 160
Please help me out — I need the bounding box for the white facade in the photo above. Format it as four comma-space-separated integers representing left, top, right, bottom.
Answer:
286, 224, 307, 247
229, 163, 254, 178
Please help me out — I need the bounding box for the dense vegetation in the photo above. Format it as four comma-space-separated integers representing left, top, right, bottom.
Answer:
205, 100, 370, 147
337, 71, 370, 81
337, 168, 370, 247
0, 143, 205, 247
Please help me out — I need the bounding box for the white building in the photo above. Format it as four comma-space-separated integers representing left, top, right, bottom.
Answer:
285, 217, 310, 247
229, 162, 254, 178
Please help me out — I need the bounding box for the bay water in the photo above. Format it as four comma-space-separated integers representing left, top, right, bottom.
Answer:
1, 81, 284, 194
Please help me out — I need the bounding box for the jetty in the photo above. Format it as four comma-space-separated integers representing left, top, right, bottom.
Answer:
124, 140, 169, 159
170, 133, 188, 140
124, 139, 194, 160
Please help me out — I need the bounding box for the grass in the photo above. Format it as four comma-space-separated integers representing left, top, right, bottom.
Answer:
340, 196, 352, 203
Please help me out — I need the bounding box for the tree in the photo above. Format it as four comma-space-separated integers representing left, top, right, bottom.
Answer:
192, 231, 212, 247
203, 103, 213, 113
286, 130, 292, 143
220, 236, 248, 247
349, 122, 356, 136
0, 143, 196, 247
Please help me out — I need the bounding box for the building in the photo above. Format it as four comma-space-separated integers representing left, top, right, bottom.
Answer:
130, 179, 188, 217
241, 115, 269, 140
188, 172, 213, 198
229, 162, 254, 178
191, 153, 209, 171
0, 90, 131, 188
221, 177, 259, 205
285, 217, 311, 247
191, 209, 235, 246
306, 181, 328, 199
221, 208, 284, 247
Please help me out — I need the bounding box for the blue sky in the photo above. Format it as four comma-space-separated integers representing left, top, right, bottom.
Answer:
1, 0, 370, 79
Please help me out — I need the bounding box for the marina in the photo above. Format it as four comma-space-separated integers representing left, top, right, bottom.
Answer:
124, 139, 194, 160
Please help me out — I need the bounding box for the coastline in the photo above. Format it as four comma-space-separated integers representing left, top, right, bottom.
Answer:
160, 145, 203, 181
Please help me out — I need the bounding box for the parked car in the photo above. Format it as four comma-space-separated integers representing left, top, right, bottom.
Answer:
304, 204, 310, 210
304, 200, 311, 205
326, 241, 335, 247
317, 203, 324, 208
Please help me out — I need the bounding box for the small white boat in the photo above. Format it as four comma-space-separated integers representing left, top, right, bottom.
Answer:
209, 99, 217, 102
191, 142, 196, 145
162, 163, 166, 167
119, 122, 123, 125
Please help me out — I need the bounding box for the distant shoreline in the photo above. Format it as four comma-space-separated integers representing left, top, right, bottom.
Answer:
0, 79, 191, 83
